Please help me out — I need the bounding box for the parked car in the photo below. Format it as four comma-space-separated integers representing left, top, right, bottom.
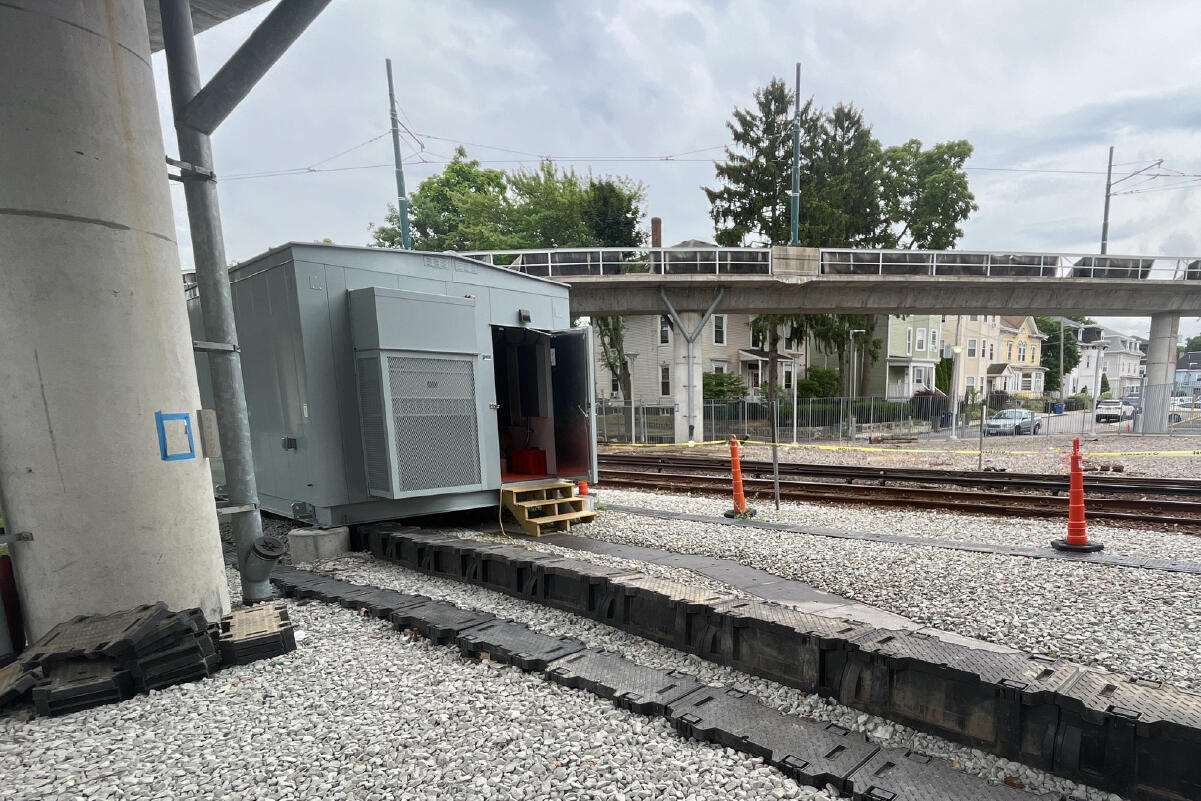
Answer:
983, 408, 1042, 436
1169, 396, 1201, 423
1094, 398, 1132, 423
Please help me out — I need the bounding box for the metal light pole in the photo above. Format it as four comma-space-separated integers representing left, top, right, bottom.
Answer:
385, 58, 412, 249
789, 62, 801, 245
1100, 145, 1114, 254
949, 343, 964, 439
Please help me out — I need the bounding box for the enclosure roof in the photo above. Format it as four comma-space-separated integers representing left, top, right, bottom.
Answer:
145, 0, 271, 51
228, 241, 573, 290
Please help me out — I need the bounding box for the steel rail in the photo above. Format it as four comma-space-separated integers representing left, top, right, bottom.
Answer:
596, 467, 1201, 528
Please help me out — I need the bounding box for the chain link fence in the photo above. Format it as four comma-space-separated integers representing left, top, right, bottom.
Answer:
596, 384, 1201, 445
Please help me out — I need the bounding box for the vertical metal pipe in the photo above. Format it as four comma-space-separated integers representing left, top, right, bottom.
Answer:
1100, 145, 1114, 254
978, 401, 986, 471
386, 58, 412, 249
789, 62, 801, 245
160, 0, 269, 602
771, 400, 781, 510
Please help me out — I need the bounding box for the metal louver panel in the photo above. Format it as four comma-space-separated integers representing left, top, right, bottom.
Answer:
387, 355, 482, 492
356, 354, 390, 494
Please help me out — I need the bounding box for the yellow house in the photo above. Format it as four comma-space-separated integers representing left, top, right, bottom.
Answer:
997, 316, 1048, 395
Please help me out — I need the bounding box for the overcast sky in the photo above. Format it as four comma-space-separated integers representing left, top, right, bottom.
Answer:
152, 0, 1201, 340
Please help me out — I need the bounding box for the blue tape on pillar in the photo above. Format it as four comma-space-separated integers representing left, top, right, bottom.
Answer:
155, 411, 196, 461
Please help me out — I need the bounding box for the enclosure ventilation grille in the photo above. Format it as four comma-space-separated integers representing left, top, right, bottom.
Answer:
357, 354, 390, 493
387, 356, 481, 492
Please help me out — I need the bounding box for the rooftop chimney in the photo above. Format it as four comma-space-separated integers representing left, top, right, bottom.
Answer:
650, 217, 662, 248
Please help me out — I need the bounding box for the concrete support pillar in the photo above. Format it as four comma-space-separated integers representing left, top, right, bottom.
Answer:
671, 314, 704, 443
0, 1, 230, 639
1143, 313, 1180, 434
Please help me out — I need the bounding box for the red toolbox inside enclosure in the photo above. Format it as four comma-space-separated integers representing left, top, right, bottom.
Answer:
510, 447, 547, 475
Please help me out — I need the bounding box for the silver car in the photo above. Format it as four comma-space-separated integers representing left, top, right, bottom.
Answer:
983, 408, 1041, 436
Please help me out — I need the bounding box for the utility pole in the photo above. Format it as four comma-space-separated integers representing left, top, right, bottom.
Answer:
789, 62, 801, 245
386, 58, 412, 249
1100, 145, 1114, 254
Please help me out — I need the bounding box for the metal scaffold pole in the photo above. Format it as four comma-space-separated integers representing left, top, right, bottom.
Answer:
160, 0, 268, 601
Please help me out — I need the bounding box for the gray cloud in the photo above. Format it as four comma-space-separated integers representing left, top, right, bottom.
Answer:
153, 0, 1201, 339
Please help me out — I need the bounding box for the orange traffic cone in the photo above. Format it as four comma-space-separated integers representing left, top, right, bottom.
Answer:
1052, 436, 1103, 552
724, 434, 756, 518
577, 480, 589, 496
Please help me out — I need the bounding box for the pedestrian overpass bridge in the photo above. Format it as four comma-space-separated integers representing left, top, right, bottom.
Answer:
459, 246, 1201, 317
459, 245, 1198, 437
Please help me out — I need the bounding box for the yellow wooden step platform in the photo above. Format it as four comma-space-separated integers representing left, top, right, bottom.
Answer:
500, 479, 597, 537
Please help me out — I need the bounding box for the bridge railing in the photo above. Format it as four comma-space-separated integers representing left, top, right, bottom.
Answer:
458, 246, 772, 278
819, 249, 1201, 280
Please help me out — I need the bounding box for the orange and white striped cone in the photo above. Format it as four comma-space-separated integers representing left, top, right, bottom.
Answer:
1052, 437, 1103, 552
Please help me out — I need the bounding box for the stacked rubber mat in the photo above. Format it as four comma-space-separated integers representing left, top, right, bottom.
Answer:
217, 604, 297, 666
268, 557, 1040, 800
352, 524, 1201, 801
2, 602, 297, 716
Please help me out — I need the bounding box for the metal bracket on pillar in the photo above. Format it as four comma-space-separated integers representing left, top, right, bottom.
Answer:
165, 156, 216, 182
0, 530, 33, 546
216, 503, 260, 516
192, 340, 239, 353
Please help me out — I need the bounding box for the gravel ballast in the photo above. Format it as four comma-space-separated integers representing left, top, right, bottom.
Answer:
1, 571, 828, 801
578, 492, 1201, 694
310, 551, 1127, 800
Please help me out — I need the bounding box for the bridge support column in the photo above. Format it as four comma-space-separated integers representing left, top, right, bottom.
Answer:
1143, 313, 1180, 434
0, 0, 229, 639
662, 289, 724, 444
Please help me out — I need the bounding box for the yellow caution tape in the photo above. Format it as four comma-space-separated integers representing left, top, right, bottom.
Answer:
600, 439, 1201, 457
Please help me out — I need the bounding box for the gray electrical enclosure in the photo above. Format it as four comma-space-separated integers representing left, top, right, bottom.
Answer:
187, 243, 596, 526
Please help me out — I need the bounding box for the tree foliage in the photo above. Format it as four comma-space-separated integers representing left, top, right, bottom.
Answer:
703, 371, 749, 401
704, 78, 976, 400
370, 150, 646, 409
1035, 317, 1082, 395
1179, 332, 1201, 356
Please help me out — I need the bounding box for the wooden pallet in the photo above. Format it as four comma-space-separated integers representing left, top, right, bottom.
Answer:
500, 479, 597, 537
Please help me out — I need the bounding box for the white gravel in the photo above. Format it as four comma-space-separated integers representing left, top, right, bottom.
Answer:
309, 552, 1123, 801
627, 432, 1201, 477
578, 494, 1201, 694
594, 487, 1201, 562
0, 569, 830, 801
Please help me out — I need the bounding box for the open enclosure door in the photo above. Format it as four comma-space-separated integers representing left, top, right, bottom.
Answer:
551, 326, 597, 481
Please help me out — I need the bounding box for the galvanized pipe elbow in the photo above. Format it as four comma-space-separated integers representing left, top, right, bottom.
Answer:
240, 535, 285, 602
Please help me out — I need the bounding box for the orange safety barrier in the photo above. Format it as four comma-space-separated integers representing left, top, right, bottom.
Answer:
728, 434, 747, 515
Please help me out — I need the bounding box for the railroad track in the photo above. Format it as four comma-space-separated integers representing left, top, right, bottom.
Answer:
597, 453, 1201, 528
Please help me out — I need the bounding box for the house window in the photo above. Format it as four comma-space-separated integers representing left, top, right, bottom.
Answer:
659, 315, 671, 345
988, 342, 994, 360
1031, 346, 1037, 363
966, 376, 976, 388
969, 314, 979, 321
1021, 373, 1033, 391
751, 327, 764, 349
916, 328, 926, 351
783, 365, 793, 389
930, 329, 938, 352
610, 374, 619, 394
660, 365, 671, 396
1018, 342, 1027, 362
913, 366, 926, 386
713, 315, 726, 345
1006, 342, 1013, 361
712, 360, 727, 374
941, 315, 947, 323
967, 339, 977, 358
906, 327, 913, 355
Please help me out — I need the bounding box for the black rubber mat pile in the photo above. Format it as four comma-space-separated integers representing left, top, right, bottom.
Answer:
2, 601, 298, 716
353, 524, 1201, 801
269, 557, 1043, 801
1, 603, 219, 716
